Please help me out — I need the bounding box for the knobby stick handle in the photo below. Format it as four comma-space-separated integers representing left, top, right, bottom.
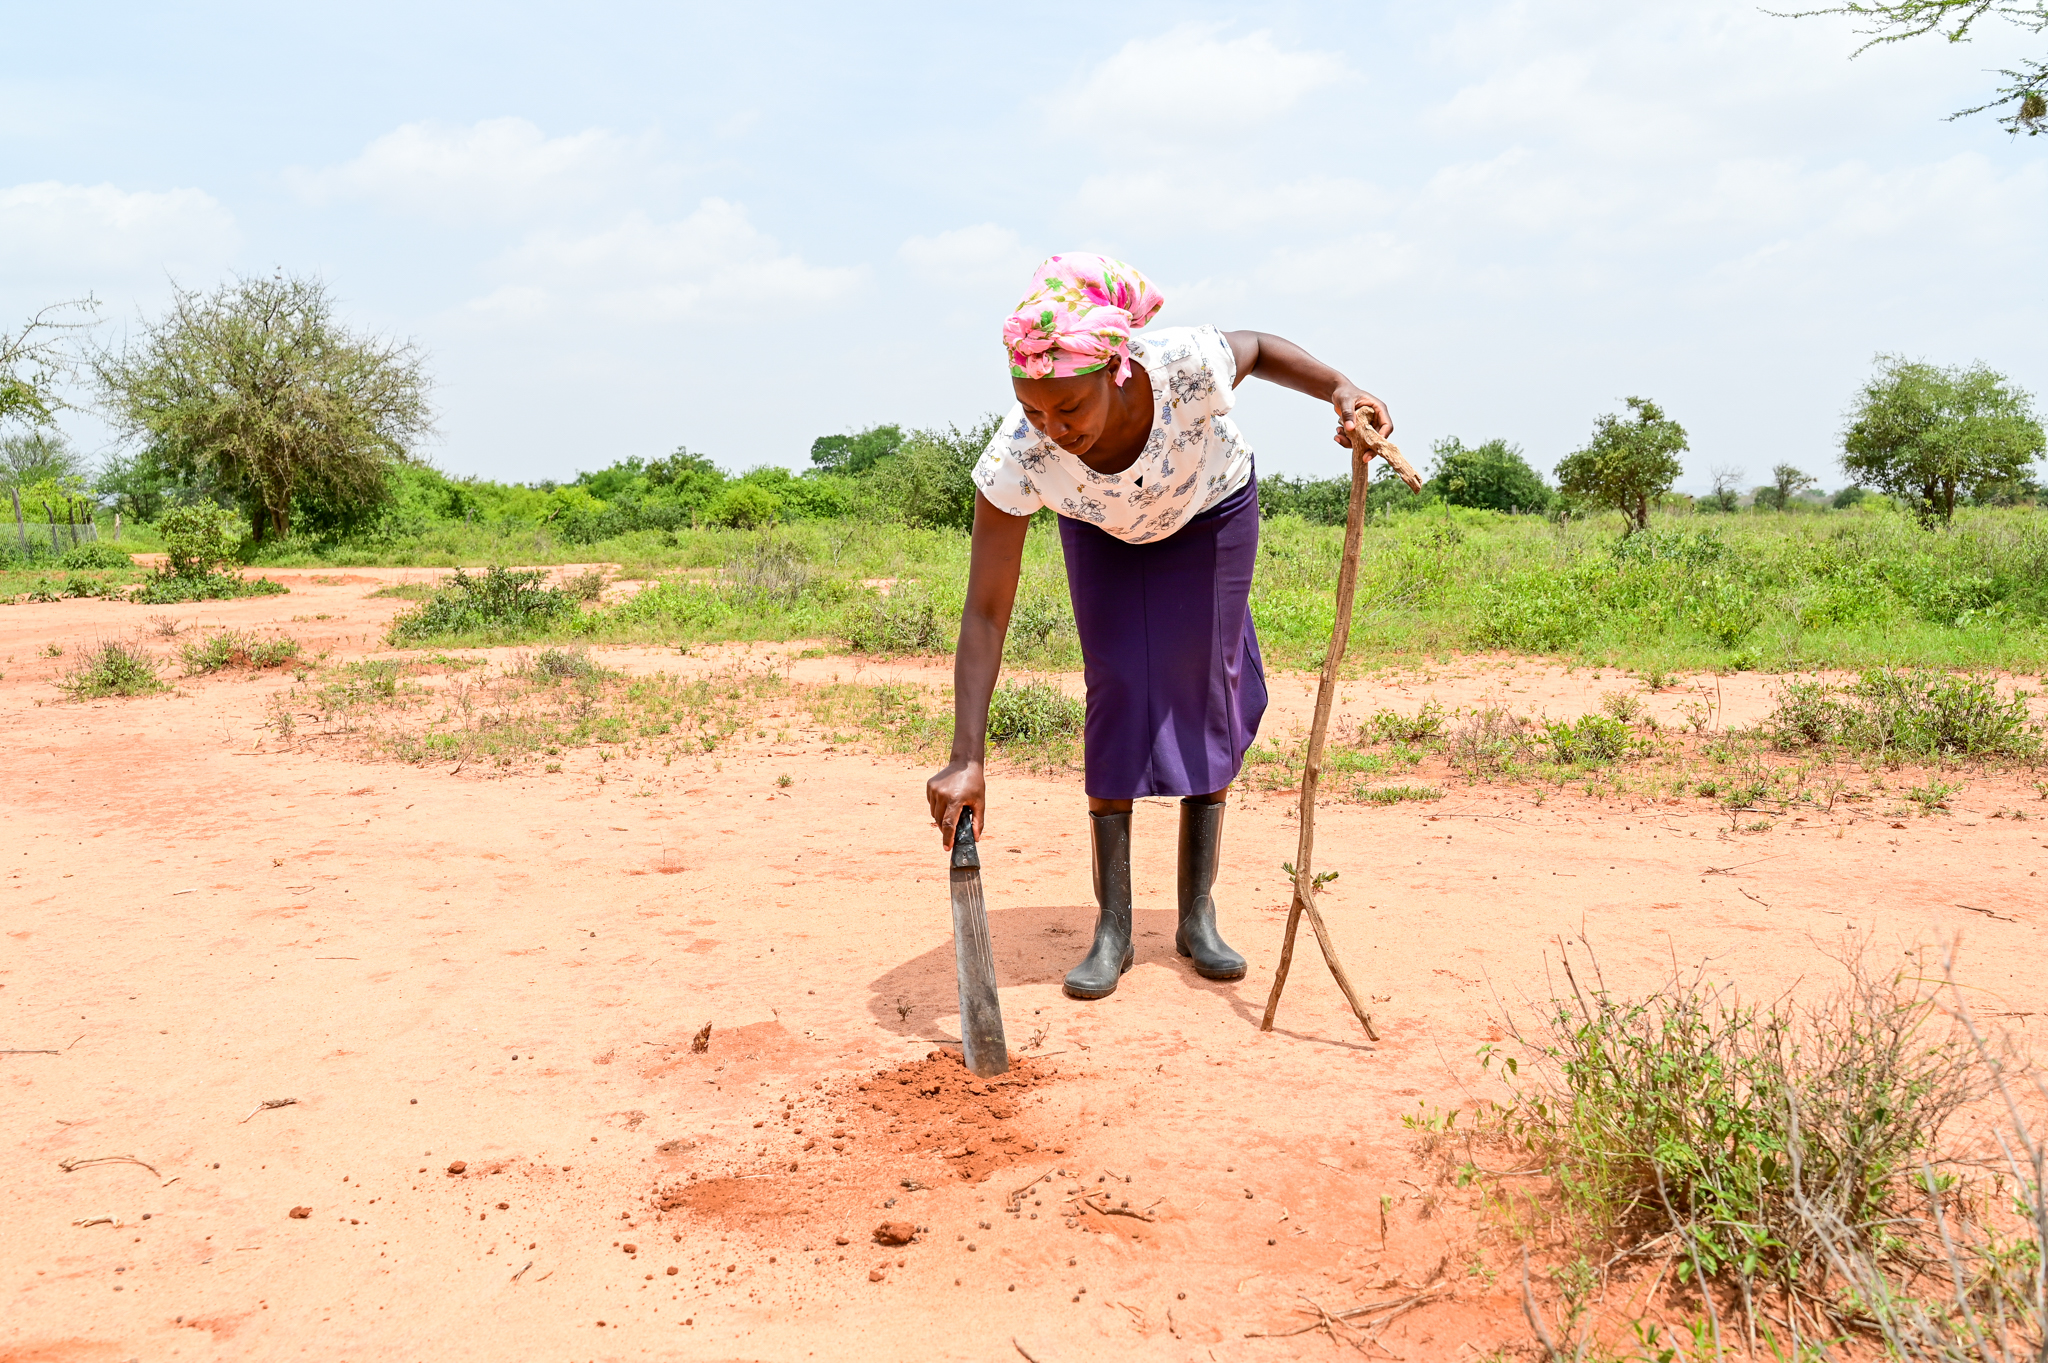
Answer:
1355, 422, 1423, 493
1260, 423, 1382, 1040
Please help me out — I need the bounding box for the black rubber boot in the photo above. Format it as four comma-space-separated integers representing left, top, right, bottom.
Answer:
1064, 810, 1134, 1000
1176, 798, 1247, 980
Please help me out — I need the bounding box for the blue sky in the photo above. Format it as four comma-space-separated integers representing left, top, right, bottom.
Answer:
4, 1, 2042, 490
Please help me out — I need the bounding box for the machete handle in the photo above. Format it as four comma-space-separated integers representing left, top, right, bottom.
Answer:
951, 806, 981, 870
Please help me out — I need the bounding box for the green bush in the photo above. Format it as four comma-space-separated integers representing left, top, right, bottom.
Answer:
844, 586, 950, 654
1430, 437, 1553, 513
180, 630, 302, 674
1494, 948, 2018, 1351
59, 542, 135, 570
985, 679, 1084, 744
528, 647, 605, 680
59, 639, 169, 698
1766, 668, 2040, 760
1368, 701, 1447, 745
858, 422, 993, 531
129, 571, 287, 604
705, 483, 780, 529
723, 538, 813, 604
1259, 474, 1355, 525
156, 504, 242, 578
387, 565, 576, 643
1539, 713, 1639, 766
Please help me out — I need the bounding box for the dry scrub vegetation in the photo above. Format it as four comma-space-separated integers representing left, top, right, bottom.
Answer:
255, 647, 1082, 782
1244, 668, 2043, 822
1416, 945, 2046, 1362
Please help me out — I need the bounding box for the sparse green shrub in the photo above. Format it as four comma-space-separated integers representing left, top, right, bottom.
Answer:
179, 630, 302, 674
387, 565, 576, 643
1540, 713, 1639, 767
1767, 677, 1854, 747
1356, 783, 1444, 804
1006, 590, 1074, 651
1450, 704, 1529, 774
560, 569, 608, 602
723, 538, 811, 604
1493, 946, 2036, 1355
985, 679, 1083, 745
58, 542, 135, 570
59, 639, 168, 698
61, 572, 115, 598
1905, 776, 1963, 812
1368, 701, 1447, 745
843, 586, 948, 655
1597, 691, 1645, 724
128, 570, 287, 604
529, 647, 604, 681
1768, 669, 2041, 760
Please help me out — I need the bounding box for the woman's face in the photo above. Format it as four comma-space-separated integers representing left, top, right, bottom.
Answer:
1012, 371, 1116, 458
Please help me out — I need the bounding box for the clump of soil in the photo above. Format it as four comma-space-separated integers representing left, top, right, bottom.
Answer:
649, 1050, 1059, 1230
850, 1050, 1058, 1182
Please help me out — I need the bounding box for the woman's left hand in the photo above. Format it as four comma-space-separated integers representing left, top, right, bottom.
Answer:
1330, 386, 1393, 446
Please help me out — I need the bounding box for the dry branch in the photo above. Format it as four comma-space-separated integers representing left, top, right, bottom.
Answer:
1261, 416, 1415, 1041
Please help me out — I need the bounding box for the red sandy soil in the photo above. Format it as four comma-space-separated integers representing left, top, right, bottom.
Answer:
3, 572, 2044, 1361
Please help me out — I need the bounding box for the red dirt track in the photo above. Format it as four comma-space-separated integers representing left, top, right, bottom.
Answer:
3, 574, 2044, 1359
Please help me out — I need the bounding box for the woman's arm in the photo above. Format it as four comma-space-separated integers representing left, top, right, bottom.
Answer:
1222, 330, 1394, 447
925, 491, 1031, 847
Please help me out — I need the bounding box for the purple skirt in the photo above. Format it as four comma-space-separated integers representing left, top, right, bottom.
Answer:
1058, 473, 1268, 800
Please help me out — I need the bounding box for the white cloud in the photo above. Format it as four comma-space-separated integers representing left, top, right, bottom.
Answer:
1253, 234, 1422, 298
467, 198, 863, 322
1054, 24, 1349, 147
896, 224, 1037, 286
292, 117, 654, 222
0, 180, 239, 279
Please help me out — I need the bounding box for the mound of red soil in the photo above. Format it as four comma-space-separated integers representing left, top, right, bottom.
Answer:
649, 1050, 1058, 1232
845, 1050, 1058, 1182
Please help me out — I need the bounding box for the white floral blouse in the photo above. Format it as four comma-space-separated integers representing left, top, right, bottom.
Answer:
972, 324, 1254, 544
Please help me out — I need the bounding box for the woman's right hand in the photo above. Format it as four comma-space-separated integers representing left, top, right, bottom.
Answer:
926, 758, 986, 849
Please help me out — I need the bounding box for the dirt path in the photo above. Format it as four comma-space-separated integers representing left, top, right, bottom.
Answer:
4, 577, 2044, 1360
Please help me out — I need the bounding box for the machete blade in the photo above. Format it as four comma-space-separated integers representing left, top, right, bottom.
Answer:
948, 808, 1009, 1078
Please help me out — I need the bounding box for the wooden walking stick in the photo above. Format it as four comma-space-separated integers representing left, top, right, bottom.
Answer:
1259, 410, 1422, 1039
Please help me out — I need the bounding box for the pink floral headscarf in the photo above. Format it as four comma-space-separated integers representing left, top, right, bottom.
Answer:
1002, 254, 1165, 386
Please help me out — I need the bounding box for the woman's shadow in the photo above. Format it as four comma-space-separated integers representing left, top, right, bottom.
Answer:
865, 901, 1249, 1041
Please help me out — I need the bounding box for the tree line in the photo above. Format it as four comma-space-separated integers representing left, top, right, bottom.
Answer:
2, 272, 2041, 552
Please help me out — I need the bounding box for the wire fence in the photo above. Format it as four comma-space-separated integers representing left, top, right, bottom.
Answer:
8, 491, 105, 556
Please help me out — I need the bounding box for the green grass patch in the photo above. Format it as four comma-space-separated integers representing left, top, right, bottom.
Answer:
1766, 668, 2041, 763
179, 630, 303, 674
129, 570, 288, 604
386, 566, 576, 644
58, 639, 169, 699
1354, 783, 1444, 804
328, 505, 2048, 675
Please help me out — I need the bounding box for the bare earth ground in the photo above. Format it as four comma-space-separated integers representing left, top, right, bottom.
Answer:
3, 572, 2045, 1362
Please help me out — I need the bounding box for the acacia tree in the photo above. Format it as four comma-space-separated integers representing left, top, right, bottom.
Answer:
1779, 0, 2047, 134
1754, 463, 1819, 510
1555, 397, 1689, 534
1840, 354, 2043, 524
95, 275, 433, 539
1, 298, 98, 433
